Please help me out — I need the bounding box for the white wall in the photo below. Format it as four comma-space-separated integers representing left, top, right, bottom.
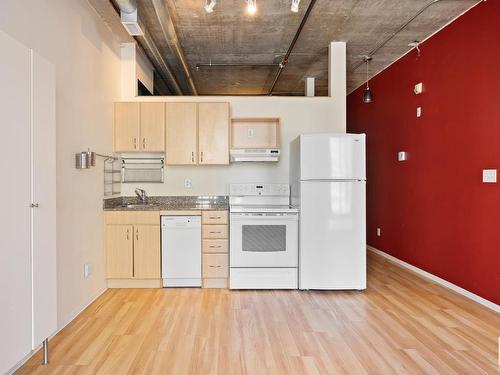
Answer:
121, 96, 344, 196
0, 0, 121, 327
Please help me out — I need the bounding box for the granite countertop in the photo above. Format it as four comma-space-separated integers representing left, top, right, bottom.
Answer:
103, 196, 229, 211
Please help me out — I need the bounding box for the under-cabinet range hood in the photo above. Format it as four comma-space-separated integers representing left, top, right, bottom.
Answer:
230, 148, 280, 162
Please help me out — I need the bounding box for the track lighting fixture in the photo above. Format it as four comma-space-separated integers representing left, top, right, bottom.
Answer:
291, 0, 300, 12
204, 0, 216, 13
246, 0, 257, 15
363, 56, 373, 103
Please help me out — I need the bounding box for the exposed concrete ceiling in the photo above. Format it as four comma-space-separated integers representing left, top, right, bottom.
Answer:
93, 0, 479, 96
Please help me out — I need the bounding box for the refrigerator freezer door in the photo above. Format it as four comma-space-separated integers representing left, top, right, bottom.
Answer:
300, 133, 366, 180
299, 180, 366, 290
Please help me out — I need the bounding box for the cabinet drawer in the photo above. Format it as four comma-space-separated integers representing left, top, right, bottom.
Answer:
202, 278, 227, 289
202, 210, 228, 225
203, 254, 228, 278
104, 211, 159, 225
202, 239, 228, 253
202, 224, 228, 239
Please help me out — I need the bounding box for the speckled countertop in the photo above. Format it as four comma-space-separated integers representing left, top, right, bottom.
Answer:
103, 196, 229, 211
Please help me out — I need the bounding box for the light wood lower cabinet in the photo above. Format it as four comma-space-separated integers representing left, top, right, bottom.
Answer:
105, 212, 161, 288
202, 210, 228, 289
133, 225, 161, 279
106, 225, 133, 279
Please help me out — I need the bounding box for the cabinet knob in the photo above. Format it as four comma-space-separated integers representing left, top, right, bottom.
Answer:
133, 138, 137, 149
191, 151, 194, 163
142, 138, 146, 149
200, 151, 204, 163
31, 203, 39, 208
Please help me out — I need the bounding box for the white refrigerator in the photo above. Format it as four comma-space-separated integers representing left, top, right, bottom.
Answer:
290, 133, 366, 290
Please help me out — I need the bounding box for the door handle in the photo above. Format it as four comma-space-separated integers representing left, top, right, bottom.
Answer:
209, 216, 221, 219
209, 265, 222, 268
126, 228, 130, 240
209, 245, 222, 248
191, 151, 194, 163
209, 231, 222, 234
142, 138, 146, 149
135, 228, 139, 241
133, 138, 137, 149
200, 151, 204, 163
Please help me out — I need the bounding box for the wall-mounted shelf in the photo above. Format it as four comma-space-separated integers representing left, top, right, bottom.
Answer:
231, 118, 280, 149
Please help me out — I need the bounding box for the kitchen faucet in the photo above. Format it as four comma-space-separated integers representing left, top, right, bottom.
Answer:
135, 188, 148, 204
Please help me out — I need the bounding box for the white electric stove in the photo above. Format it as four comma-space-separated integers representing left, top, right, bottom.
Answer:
229, 183, 299, 289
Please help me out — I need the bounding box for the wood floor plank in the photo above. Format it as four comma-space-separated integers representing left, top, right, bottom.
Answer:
15, 252, 500, 374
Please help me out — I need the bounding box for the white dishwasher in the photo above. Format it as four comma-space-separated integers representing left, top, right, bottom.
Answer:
161, 216, 201, 287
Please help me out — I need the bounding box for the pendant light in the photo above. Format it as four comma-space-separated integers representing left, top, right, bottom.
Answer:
363, 56, 373, 103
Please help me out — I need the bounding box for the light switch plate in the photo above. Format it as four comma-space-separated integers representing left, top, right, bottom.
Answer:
482, 169, 497, 183
184, 179, 192, 188
398, 151, 408, 161
417, 107, 422, 117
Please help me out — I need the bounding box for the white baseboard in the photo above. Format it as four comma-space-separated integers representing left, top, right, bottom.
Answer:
7, 286, 108, 375
368, 246, 499, 313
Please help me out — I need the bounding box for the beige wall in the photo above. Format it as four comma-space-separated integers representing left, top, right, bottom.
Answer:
0, 0, 121, 326
121, 96, 344, 196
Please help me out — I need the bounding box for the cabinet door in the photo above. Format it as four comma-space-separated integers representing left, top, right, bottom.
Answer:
198, 103, 229, 165
140, 103, 165, 152
114, 102, 140, 152
165, 103, 198, 165
134, 225, 160, 279
106, 225, 134, 278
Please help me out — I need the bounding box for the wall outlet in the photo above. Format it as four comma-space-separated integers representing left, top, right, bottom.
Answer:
414, 82, 423, 95
416, 107, 422, 118
184, 179, 192, 188
246, 127, 254, 138
84, 263, 91, 279
377, 228, 382, 237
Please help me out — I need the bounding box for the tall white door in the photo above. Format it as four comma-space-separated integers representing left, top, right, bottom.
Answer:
31, 51, 57, 348
299, 180, 366, 290
300, 133, 366, 180
0, 30, 33, 375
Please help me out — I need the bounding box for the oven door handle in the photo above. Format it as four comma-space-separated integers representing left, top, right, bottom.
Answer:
230, 213, 298, 221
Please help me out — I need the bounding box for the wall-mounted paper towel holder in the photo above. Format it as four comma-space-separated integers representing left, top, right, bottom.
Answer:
75, 148, 115, 169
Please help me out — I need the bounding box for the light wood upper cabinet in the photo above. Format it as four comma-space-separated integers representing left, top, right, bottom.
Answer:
133, 225, 161, 279
114, 103, 140, 152
165, 103, 198, 165
114, 102, 165, 152
140, 103, 165, 152
106, 225, 134, 278
198, 103, 230, 165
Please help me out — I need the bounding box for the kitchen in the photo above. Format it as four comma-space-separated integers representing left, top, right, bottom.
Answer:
1, 0, 499, 374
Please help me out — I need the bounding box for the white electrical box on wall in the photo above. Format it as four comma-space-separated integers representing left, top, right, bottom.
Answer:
482, 169, 497, 183
414, 82, 423, 95
417, 107, 422, 117
398, 151, 408, 161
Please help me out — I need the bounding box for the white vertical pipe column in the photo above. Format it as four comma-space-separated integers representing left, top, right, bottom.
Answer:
305, 77, 315, 97
328, 41, 346, 131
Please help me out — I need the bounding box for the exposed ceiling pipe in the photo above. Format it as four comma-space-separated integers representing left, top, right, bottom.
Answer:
350, 0, 441, 72
115, 0, 137, 14
268, 0, 317, 95
151, 0, 198, 95
195, 62, 280, 70
112, 0, 184, 95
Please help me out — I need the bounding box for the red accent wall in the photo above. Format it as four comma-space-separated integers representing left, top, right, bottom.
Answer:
347, 1, 500, 305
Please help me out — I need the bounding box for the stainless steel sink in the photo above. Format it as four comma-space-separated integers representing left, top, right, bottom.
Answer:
120, 203, 158, 209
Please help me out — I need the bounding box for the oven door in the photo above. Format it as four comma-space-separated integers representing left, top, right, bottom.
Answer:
230, 212, 298, 267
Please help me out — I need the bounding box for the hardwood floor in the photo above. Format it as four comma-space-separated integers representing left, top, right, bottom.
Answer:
17, 252, 499, 374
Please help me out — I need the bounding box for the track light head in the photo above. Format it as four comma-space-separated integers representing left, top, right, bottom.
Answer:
291, 0, 300, 12
204, 0, 216, 13
246, 0, 257, 15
